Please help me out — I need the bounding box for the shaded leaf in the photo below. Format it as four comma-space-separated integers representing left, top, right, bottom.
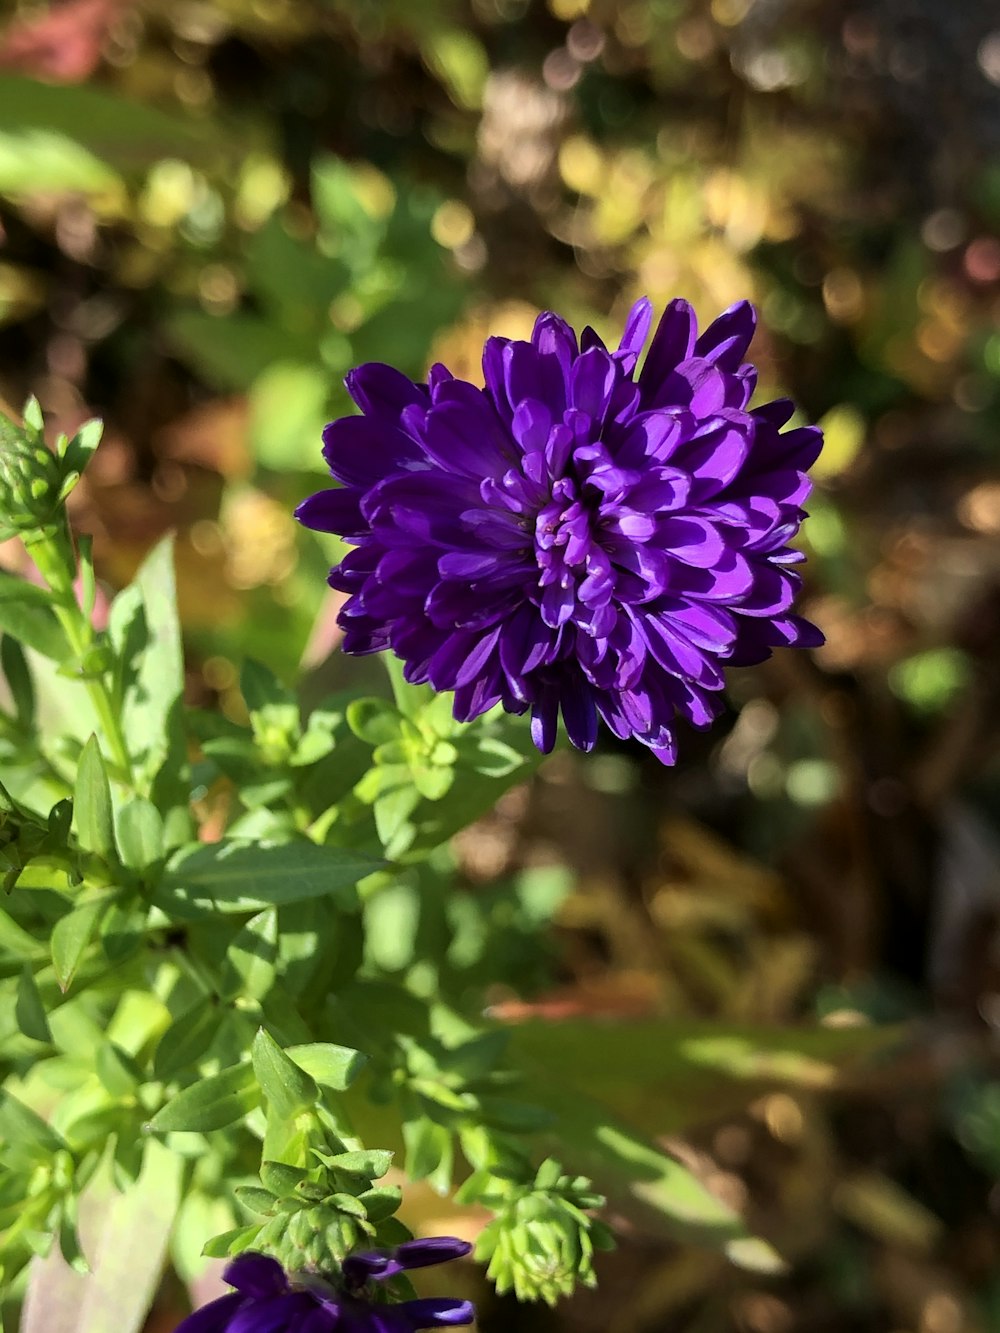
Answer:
15, 964, 52, 1042
51, 896, 106, 990
0, 570, 69, 661
155, 839, 376, 918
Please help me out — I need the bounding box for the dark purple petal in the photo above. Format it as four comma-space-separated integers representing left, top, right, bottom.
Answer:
226, 1293, 317, 1333
734, 564, 799, 616
174, 1293, 243, 1333
570, 346, 617, 421
482, 336, 512, 417
504, 340, 566, 415
561, 676, 599, 751
420, 389, 513, 477
343, 1252, 397, 1285
346, 363, 425, 422
322, 416, 423, 488
224, 1255, 289, 1301
392, 1238, 473, 1271
530, 683, 560, 753
694, 300, 757, 371
638, 299, 697, 401
296, 487, 366, 538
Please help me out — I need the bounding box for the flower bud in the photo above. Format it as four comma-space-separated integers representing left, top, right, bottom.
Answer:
0, 419, 64, 540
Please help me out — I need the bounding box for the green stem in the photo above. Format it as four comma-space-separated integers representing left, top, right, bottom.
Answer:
25, 525, 135, 786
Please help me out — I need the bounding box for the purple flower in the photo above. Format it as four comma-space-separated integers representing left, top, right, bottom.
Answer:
297, 297, 823, 763
175, 1239, 474, 1333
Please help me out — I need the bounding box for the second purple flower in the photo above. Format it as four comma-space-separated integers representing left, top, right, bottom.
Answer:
297, 297, 823, 763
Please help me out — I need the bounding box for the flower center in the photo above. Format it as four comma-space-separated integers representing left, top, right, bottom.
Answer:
532, 477, 615, 634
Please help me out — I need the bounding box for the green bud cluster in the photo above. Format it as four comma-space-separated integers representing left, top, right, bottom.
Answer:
211, 1141, 406, 1276
0, 403, 100, 544
473, 1159, 613, 1305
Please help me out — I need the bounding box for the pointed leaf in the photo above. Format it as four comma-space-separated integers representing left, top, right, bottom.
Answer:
74, 736, 118, 860
153, 1000, 225, 1082
147, 1062, 257, 1133
0, 1090, 65, 1165
1, 632, 35, 724
155, 839, 376, 917
251, 1028, 318, 1119
51, 897, 106, 991
283, 1042, 367, 1092
16, 965, 52, 1043
130, 537, 186, 802
116, 798, 164, 871
219, 908, 278, 1003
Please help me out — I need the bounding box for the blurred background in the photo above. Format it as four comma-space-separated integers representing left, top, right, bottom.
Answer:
2, 0, 1000, 1329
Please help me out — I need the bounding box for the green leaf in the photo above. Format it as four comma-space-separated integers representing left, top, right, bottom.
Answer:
251, 1028, 319, 1118
410, 763, 454, 801
59, 419, 103, 489
0, 126, 119, 194
155, 839, 377, 917
153, 1000, 225, 1082
374, 786, 420, 856
357, 1185, 402, 1222
321, 1148, 392, 1179
96, 1042, 142, 1097
0, 570, 69, 661
201, 1226, 262, 1259
259, 1161, 306, 1195
15, 965, 52, 1042
147, 1062, 257, 1133
241, 658, 296, 714
0, 75, 212, 167
1, 632, 34, 724
0, 906, 45, 959
241, 659, 300, 757
73, 736, 118, 860
124, 537, 186, 804
58, 1205, 89, 1275
220, 908, 278, 1002
346, 698, 404, 746
0, 1090, 65, 1165
51, 896, 106, 991
402, 1116, 453, 1194
235, 1186, 278, 1217
116, 798, 165, 871
284, 1042, 368, 1092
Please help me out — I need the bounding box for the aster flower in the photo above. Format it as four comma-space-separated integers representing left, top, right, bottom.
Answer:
297, 297, 823, 763
175, 1238, 474, 1333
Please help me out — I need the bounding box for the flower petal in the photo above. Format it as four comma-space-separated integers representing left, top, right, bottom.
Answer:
173, 1293, 243, 1333
397, 1299, 476, 1330
223, 1254, 289, 1301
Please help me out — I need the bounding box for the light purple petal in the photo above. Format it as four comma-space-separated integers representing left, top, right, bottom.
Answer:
398, 1299, 476, 1329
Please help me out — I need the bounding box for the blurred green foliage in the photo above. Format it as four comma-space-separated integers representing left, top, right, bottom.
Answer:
0, 0, 1000, 1330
